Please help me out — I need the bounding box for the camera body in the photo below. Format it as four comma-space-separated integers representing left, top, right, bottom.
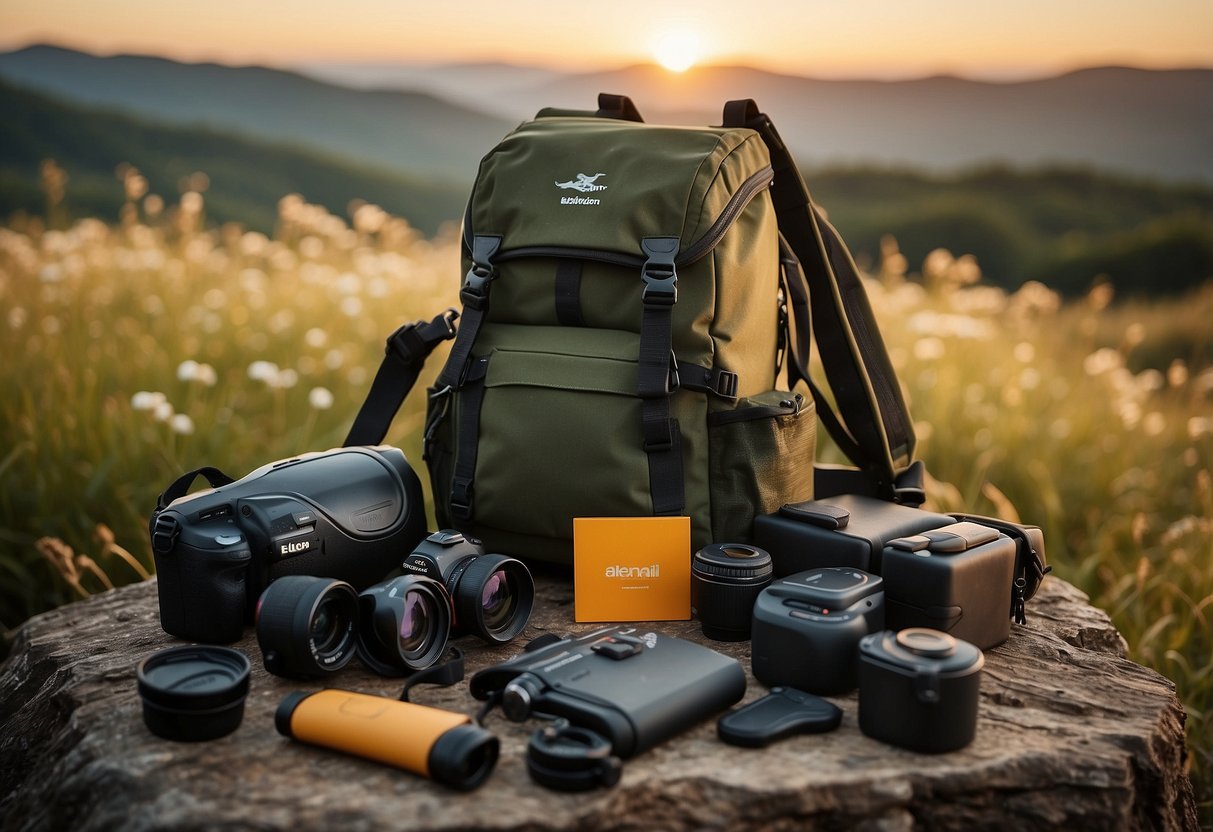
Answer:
751, 568, 885, 694
470, 626, 746, 758
400, 529, 485, 586
152, 446, 426, 644
400, 529, 535, 643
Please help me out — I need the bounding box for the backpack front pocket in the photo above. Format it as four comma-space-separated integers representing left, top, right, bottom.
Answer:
707, 390, 816, 542
452, 334, 654, 542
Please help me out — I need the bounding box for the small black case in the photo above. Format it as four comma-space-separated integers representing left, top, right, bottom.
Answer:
754, 495, 952, 576
882, 521, 1016, 649
717, 687, 842, 747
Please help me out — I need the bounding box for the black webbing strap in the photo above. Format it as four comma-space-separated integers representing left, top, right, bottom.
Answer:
155, 467, 235, 512
398, 647, 466, 702
679, 362, 739, 400
554, 258, 586, 327
434, 235, 501, 393
950, 512, 1052, 622
723, 99, 917, 501
637, 236, 685, 516
344, 309, 459, 446
779, 225, 871, 468
449, 356, 490, 522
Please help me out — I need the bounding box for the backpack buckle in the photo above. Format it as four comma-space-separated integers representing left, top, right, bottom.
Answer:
386, 308, 459, 365
640, 236, 679, 306
460, 235, 503, 311
712, 368, 739, 400
460, 265, 494, 310
642, 271, 677, 305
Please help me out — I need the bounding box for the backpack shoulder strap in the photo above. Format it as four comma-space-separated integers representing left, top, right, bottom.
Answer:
723, 99, 917, 502
343, 310, 459, 446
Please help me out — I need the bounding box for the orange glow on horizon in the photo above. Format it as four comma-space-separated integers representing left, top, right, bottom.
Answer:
0, 0, 1209, 78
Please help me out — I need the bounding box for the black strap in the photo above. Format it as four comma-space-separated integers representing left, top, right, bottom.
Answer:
449, 356, 490, 522
434, 235, 501, 393
155, 467, 235, 511
724, 99, 916, 501
554, 258, 586, 327
950, 513, 1052, 623
637, 237, 685, 516
398, 647, 466, 703
814, 460, 926, 508
344, 309, 459, 446
678, 362, 739, 400
596, 93, 644, 122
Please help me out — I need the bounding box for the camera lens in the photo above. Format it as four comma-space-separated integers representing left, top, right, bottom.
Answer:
691, 543, 774, 641
356, 575, 452, 675
255, 576, 358, 678
450, 554, 534, 643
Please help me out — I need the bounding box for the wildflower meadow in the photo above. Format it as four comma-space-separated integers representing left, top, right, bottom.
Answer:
0, 181, 1210, 812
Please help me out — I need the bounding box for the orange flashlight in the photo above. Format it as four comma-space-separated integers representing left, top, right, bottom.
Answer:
275, 689, 498, 790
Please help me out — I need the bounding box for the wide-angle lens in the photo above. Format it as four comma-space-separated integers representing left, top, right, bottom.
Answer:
356, 575, 452, 675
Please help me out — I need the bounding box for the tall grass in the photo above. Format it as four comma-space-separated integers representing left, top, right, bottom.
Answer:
0, 190, 1209, 814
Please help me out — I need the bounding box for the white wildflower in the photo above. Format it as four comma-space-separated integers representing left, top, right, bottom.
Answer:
170, 414, 195, 435
308, 387, 334, 410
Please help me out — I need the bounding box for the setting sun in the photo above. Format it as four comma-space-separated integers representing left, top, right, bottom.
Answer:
652, 30, 701, 72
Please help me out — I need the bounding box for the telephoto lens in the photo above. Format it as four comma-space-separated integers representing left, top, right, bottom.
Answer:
255, 576, 359, 678
691, 543, 774, 641
448, 554, 535, 643
356, 575, 453, 675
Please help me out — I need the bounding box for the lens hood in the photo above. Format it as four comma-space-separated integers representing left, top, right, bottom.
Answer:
451, 554, 535, 643
356, 575, 452, 675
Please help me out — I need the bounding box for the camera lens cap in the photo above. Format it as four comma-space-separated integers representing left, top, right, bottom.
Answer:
526, 720, 622, 792
137, 645, 251, 742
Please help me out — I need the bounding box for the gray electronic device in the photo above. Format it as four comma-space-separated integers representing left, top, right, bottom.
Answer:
751, 568, 885, 695
469, 626, 746, 758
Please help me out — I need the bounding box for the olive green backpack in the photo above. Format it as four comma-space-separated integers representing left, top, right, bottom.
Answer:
346, 95, 923, 562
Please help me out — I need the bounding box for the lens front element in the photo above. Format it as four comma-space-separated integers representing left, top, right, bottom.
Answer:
356, 575, 452, 675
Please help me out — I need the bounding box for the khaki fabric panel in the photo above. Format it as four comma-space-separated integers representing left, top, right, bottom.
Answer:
708, 191, 782, 401
708, 392, 816, 543
682, 132, 775, 243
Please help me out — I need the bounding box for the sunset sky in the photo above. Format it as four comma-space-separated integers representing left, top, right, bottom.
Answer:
2, 0, 1211, 78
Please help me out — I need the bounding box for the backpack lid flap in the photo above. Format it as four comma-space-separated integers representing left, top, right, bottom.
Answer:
468, 117, 773, 260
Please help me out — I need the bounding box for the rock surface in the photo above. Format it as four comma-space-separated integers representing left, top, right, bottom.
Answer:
0, 571, 1198, 831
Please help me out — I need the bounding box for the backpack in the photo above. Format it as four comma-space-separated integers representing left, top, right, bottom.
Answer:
345, 95, 923, 563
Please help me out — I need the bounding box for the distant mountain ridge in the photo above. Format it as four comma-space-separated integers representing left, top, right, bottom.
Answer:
0, 79, 467, 234
511, 62, 1213, 183
303, 58, 1213, 184
3, 44, 1209, 184
0, 43, 515, 183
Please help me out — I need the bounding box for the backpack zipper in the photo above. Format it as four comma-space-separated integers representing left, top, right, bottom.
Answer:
677, 165, 774, 265
707, 393, 803, 426
465, 165, 775, 269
